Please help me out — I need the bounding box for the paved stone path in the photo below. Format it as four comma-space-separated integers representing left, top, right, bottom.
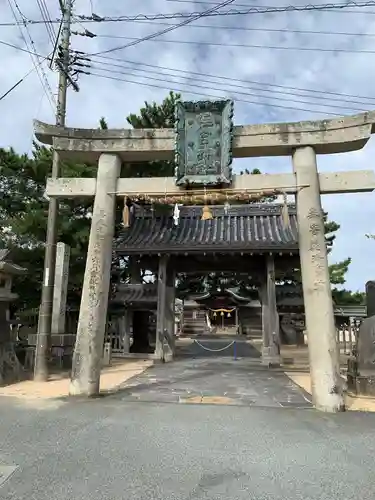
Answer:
117, 339, 312, 408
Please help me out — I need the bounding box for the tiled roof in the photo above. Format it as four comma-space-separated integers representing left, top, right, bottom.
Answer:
112, 284, 158, 306
116, 203, 299, 255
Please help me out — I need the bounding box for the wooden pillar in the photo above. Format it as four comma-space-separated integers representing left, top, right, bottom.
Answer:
155, 255, 168, 360
118, 310, 130, 354
165, 265, 176, 356
129, 256, 141, 284
293, 146, 344, 412
261, 254, 281, 366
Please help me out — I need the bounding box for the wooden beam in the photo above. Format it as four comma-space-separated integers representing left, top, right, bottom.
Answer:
45, 170, 375, 198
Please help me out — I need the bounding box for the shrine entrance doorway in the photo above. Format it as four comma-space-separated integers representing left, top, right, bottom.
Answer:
113, 203, 299, 366
209, 307, 237, 331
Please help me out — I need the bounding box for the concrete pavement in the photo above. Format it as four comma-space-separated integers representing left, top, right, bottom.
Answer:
1, 395, 375, 499
1, 339, 375, 498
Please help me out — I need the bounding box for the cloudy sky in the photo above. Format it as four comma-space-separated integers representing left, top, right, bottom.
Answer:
1, 0, 375, 292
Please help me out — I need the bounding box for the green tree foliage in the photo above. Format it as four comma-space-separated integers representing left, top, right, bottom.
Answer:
123, 91, 179, 179
332, 289, 365, 305
323, 211, 351, 288
0, 144, 96, 311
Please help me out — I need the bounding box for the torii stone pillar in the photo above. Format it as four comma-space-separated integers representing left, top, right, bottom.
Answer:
69, 153, 121, 396
293, 146, 344, 412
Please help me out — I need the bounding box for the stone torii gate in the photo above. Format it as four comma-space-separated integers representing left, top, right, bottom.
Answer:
34, 109, 375, 413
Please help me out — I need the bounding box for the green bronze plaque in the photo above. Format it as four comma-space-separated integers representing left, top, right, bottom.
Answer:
174, 99, 234, 187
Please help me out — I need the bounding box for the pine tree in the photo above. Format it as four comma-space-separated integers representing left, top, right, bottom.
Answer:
0, 143, 96, 311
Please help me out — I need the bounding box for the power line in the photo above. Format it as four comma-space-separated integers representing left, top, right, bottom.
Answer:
94, 24, 375, 38
4, 38, 371, 105
0, 1, 374, 26
5, 37, 374, 106
12, 0, 56, 105
88, 0, 237, 56
36, 0, 57, 47
83, 63, 366, 113
76, 69, 361, 116
0, 63, 43, 101
86, 34, 375, 54
6, 0, 55, 111
75, 1, 375, 22
165, 0, 375, 13
88, 53, 375, 102
0, 38, 49, 58
85, 58, 375, 107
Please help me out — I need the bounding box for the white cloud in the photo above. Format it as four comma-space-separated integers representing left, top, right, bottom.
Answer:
1, 0, 375, 291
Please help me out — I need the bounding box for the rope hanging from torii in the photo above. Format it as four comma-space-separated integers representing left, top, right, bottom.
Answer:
121, 188, 292, 228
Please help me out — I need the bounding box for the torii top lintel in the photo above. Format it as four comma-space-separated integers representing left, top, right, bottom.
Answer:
33, 110, 375, 163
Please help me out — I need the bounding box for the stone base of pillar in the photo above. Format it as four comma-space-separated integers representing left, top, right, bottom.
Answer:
102, 342, 112, 367
150, 346, 174, 363
154, 343, 164, 362
69, 372, 99, 397
261, 346, 281, 367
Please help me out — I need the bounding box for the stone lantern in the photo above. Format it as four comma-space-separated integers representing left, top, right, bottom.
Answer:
0, 249, 26, 383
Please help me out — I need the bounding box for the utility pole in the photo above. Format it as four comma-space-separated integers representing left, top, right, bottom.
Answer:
34, 0, 75, 381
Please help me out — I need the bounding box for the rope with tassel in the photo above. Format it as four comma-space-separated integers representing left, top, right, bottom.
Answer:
121, 189, 295, 228
201, 186, 213, 220
122, 189, 282, 206
122, 197, 130, 228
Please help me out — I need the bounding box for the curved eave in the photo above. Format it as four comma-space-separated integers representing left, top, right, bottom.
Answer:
189, 292, 212, 301
117, 247, 299, 256
0, 262, 27, 275
226, 288, 254, 303
34, 110, 375, 160
188, 289, 253, 304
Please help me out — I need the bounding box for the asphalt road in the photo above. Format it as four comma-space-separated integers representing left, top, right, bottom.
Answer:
1, 393, 375, 500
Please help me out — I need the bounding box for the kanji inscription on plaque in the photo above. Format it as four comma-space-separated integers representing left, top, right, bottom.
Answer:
174, 99, 234, 187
